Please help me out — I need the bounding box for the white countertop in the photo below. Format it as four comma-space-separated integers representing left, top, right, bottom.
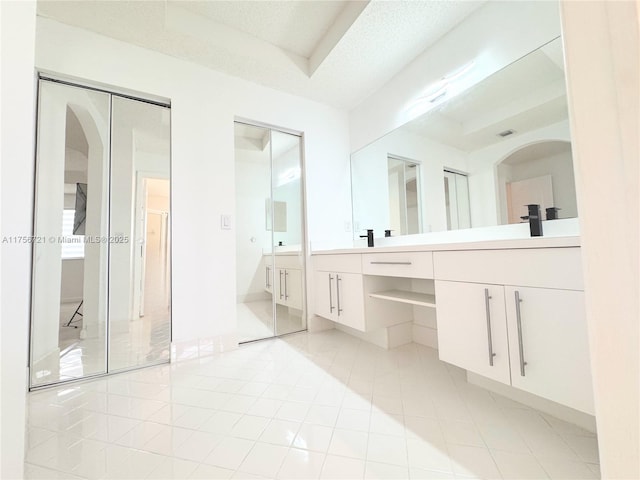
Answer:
311, 235, 580, 255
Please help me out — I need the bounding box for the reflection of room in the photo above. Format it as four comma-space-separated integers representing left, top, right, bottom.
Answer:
30, 80, 171, 388
351, 37, 576, 240
234, 123, 305, 343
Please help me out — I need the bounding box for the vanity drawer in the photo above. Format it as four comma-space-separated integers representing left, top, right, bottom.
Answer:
274, 254, 302, 269
362, 252, 434, 279
314, 254, 362, 273
433, 247, 583, 290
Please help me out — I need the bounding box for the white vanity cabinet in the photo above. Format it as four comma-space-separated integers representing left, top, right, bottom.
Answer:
265, 254, 304, 310
435, 281, 510, 385
276, 267, 303, 309
434, 247, 594, 414
313, 255, 365, 331
504, 286, 592, 414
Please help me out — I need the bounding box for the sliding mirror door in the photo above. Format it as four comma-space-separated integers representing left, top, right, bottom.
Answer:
234, 123, 305, 343
271, 130, 305, 336
30, 79, 171, 388
30, 80, 110, 387
108, 96, 171, 371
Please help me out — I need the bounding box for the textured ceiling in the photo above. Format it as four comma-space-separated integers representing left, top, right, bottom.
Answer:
36, 0, 485, 109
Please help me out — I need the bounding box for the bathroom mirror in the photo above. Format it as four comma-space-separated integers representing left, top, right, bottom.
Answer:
351, 37, 576, 241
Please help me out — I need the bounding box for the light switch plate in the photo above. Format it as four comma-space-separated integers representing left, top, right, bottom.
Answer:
221, 214, 232, 230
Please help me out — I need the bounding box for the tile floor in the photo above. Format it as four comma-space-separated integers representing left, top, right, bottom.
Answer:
25, 330, 600, 479
237, 300, 306, 343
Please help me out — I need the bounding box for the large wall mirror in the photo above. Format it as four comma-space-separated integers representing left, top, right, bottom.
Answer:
351, 37, 576, 241
30, 78, 171, 388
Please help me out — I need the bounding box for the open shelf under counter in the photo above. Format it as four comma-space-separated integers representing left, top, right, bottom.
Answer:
368, 289, 436, 308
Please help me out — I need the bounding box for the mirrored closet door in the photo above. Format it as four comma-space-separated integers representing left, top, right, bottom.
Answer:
30, 78, 171, 389
234, 122, 306, 343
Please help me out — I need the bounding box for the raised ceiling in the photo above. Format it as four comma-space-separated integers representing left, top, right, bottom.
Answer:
36, 0, 485, 109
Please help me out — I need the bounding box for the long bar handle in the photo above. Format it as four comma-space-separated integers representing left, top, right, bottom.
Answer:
514, 290, 527, 376
284, 270, 289, 299
336, 274, 343, 315
370, 261, 412, 265
484, 288, 496, 366
279, 270, 284, 300
266, 266, 269, 288
328, 274, 335, 313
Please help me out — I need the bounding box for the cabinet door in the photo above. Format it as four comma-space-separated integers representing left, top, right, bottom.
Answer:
435, 280, 510, 384
335, 273, 365, 331
283, 268, 303, 310
505, 287, 594, 414
314, 271, 335, 320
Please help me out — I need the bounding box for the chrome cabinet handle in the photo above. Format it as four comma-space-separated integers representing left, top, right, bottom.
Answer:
328, 274, 335, 313
284, 270, 289, 299
484, 288, 496, 366
514, 290, 527, 376
279, 270, 284, 300
370, 261, 412, 265
336, 275, 343, 315
266, 266, 270, 288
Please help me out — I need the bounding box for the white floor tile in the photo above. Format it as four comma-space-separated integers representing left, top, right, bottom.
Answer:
305, 404, 340, 427
276, 401, 311, 423
203, 436, 255, 470
238, 442, 289, 477
408, 467, 456, 479
366, 433, 408, 466
369, 411, 405, 437
293, 423, 334, 452
491, 449, 549, 479
477, 422, 530, 454
146, 456, 200, 479
447, 444, 502, 479
328, 428, 369, 460
277, 448, 325, 479
188, 463, 234, 479
23, 331, 601, 480
320, 454, 366, 479
200, 411, 243, 434
247, 397, 284, 418
537, 456, 598, 479
230, 415, 271, 440
173, 430, 223, 462
440, 419, 486, 448
365, 461, 410, 479
406, 438, 453, 473
259, 419, 301, 446
336, 408, 371, 432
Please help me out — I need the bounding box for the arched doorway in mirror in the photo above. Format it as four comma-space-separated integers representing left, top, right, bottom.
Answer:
496, 140, 577, 225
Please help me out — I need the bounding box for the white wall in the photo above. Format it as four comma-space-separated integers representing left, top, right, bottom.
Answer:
35, 17, 352, 345
561, 1, 639, 477
0, 2, 37, 478
350, 0, 562, 152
